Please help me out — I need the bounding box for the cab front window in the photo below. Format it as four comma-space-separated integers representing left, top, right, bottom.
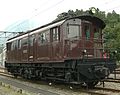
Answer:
67, 24, 80, 38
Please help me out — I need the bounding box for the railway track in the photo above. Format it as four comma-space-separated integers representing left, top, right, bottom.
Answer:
0, 68, 59, 95
0, 68, 120, 95
95, 87, 120, 93
112, 70, 120, 74
103, 78, 120, 83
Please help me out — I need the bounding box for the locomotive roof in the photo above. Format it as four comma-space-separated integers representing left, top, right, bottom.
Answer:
31, 15, 105, 31
72, 15, 106, 29
7, 15, 105, 43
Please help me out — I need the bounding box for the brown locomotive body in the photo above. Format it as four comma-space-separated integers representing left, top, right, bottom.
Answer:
6, 16, 105, 62
6, 15, 116, 87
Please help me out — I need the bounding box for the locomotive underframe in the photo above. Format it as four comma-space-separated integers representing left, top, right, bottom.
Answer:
5, 58, 116, 87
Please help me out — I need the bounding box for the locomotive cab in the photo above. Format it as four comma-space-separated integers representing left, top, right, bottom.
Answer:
63, 16, 104, 59
62, 16, 116, 87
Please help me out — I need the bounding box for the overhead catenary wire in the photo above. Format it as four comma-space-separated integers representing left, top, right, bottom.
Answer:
14, 0, 119, 31
0, 31, 22, 45
8, 0, 65, 32
100, 0, 120, 12
0, 0, 65, 46
5, 0, 119, 32
105, 4, 120, 12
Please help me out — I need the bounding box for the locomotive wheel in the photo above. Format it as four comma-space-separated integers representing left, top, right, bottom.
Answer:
85, 81, 98, 88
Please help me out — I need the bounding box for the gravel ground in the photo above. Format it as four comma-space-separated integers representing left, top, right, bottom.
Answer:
32, 73, 120, 95
0, 76, 87, 95
0, 80, 36, 95
95, 82, 120, 95
1, 73, 120, 95
0, 84, 31, 95
2, 80, 120, 95
0, 80, 87, 95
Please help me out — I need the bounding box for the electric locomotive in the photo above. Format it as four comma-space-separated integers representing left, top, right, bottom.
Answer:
5, 15, 116, 87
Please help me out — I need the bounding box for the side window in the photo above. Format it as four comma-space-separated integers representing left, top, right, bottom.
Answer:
7, 43, 12, 51
11, 41, 15, 51
40, 33, 46, 43
18, 39, 21, 49
38, 30, 50, 45
51, 27, 60, 42
84, 24, 90, 40
67, 24, 80, 38
11, 40, 18, 50
14, 40, 18, 49
29, 35, 34, 46
21, 37, 28, 47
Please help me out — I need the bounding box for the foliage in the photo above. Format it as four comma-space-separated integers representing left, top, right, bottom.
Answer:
54, 8, 120, 60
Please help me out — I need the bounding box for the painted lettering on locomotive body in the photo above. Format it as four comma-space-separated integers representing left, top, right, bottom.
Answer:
5, 15, 116, 87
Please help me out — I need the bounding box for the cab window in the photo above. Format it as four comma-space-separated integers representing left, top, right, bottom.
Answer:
67, 24, 80, 38
21, 37, 28, 47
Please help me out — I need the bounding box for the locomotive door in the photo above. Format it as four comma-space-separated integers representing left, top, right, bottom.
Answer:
64, 23, 81, 58
82, 22, 94, 57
